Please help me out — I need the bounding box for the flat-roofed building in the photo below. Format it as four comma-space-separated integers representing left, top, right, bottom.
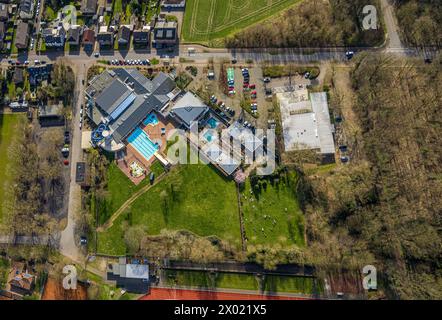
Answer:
276, 88, 335, 163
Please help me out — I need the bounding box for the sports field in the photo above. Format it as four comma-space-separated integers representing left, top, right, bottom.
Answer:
181, 0, 301, 45
141, 288, 311, 300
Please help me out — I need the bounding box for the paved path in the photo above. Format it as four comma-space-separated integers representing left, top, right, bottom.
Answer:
380, 0, 405, 53
58, 60, 92, 262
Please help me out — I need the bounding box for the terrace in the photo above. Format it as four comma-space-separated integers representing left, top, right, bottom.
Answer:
117, 111, 175, 184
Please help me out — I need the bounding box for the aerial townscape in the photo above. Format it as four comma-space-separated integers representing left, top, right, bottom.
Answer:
0, 0, 440, 306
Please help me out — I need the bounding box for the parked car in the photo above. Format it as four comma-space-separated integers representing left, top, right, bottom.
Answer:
345, 51, 354, 60
64, 131, 70, 144
94, 52, 100, 58
263, 77, 271, 83
340, 156, 350, 163
249, 84, 256, 89
61, 144, 69, 157
80, 236, 87, 246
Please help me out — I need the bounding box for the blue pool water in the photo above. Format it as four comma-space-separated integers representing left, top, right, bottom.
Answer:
207, 117, 219, 129
143, 113, 159, 126
203, 131, 214, 142
127, 127, 159, 161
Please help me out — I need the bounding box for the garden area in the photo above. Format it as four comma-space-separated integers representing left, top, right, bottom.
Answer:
97, 164, 241, 255
164, 270, 259, 291
0, 114, 25, 227
163, 269, 317, 295
0, 257, 10, 289
241, 169, 305, 247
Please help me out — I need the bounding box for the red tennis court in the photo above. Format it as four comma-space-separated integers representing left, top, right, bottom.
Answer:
140, 288, 310, 300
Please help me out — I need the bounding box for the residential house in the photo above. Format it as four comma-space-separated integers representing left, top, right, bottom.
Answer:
97, 25, 113, 47
42, 23, 66, 47
152, 21, 177, 48
133, 25, 150, 47
82, 28, 95, 49
27, 63, 53, 86
14, 20, 29, 49
8, 262, 36, 296
107, 257, 150, 294
67, 26, 82, 46
161, 0, 186, 10
18, 0, 33, 20
117, 25, 131, 46
0, 3, 9, 21
80, 0, 97, 16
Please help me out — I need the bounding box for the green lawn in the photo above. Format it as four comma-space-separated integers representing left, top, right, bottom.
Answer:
113, 0, 123, 15
164, 270, 259, 291
242, 171, 305, 247
44, 6, 57, 21
96, 162, 149, 225
0, 114, 24, 226
163, 269, 317, 294
263, 275, 314, 294
97, 164, 241, 255
0, 257, 10, 289
181, 0, 301, 45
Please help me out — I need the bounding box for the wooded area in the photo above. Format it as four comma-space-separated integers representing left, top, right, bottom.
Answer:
395, 0, 442, 47
300, 53, 442, 299
225, 0, 384, 48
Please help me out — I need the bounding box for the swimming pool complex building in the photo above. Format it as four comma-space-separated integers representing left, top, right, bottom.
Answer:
85, 68, 180, 152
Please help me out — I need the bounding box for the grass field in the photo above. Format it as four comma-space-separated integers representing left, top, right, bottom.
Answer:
0, 114, 24, 226
164, 270, 259, 291
0, 257, 10, 289
241, 172, 305, 247
97, 164, 241, 255
96, 161, 165, 225
163, 269, 316, 294
181, 0, 301, 45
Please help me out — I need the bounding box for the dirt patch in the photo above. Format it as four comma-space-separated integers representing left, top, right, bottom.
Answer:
42, 277, 88, 300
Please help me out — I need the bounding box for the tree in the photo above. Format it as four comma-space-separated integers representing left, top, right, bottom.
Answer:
124, 226, 146, 254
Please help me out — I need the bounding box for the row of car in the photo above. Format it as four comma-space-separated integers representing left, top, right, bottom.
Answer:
238, 118, 255, 132
7, 59, 45, 66
110, 59, 151, 66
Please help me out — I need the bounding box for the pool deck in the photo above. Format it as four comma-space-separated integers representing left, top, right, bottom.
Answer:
117, 112, 176, 184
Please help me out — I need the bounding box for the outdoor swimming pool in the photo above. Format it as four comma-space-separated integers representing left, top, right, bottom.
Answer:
127, 127, 159, 161
203, 131, 215, 143
207, 117, 219, 129
143, 113, 159, 126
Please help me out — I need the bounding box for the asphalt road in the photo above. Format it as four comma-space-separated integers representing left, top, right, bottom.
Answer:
380, 0, 405, 53
58, 59, 91, 262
